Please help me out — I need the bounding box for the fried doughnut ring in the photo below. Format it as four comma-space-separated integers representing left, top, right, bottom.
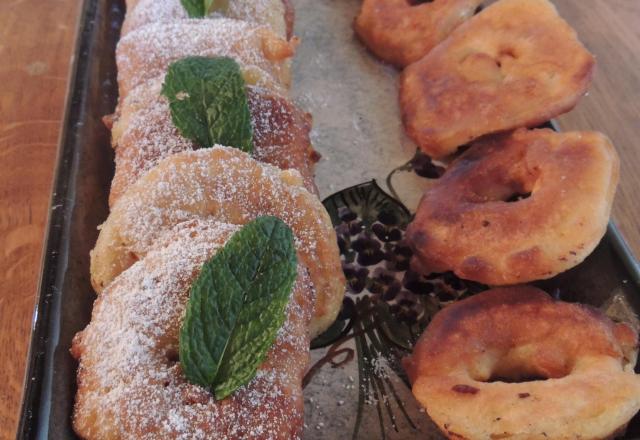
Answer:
73, 219, 314, 438
403, 286, 640, 440
108, 76, 318, 206
354, 0, 482, 67
90, 147, 344, 337
122, 0, 293, 40
400, 0, 595, 158
116, 19, 295, 99
407, 129, 619, 285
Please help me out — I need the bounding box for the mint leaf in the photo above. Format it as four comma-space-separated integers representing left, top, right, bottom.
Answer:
179, 216, 297, 399
180, 0, 207, 17
180, 0, 228, 17
162, 56, 253, 153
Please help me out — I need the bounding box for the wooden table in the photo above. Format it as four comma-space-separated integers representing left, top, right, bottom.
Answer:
0, 0, 638, 437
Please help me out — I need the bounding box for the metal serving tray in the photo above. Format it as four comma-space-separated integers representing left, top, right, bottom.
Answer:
17, 0, 640, 438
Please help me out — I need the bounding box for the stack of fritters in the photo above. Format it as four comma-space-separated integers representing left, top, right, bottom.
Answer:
72, 1, 346, 439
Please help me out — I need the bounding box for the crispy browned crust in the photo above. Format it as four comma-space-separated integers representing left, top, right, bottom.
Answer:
281, 0, 295, 41
73, 219, 313, 439
399, 0, 595, 158
109, 78, 318, 207
404, 286, 640, 440
406, 129, 619, 285
354, 0, 482, 67
248, 89, 318, 193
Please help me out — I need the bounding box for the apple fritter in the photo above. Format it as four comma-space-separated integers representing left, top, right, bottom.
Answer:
355, 0, 482, 67
109, 76, 318, 207
400, 0, 595, 159
91, 147, 345, 338
406, 129, 619, 285
122, 0, 292, 41
116, 19, 294, 100
74, 219, 313, 439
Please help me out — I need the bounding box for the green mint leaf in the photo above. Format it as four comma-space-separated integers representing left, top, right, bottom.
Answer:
179, 216, 298, 399
180, 0, 207, 17
180, 0, 227, 17
161, 56, 253, 153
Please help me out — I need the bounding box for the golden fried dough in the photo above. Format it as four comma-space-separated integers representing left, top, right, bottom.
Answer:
400, 0, 595, 158
407, 129, 619, 285
74, 219, 313, 439
355, 0, 482, 67
404, 286, 640, 440
109, 76, 318, 206
91, 147, 344, 337
122, 0, 290, 40
116, 19, 295, 99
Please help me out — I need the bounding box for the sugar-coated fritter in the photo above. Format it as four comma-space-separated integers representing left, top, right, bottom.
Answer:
121, 0, 293, 40
108, 76, 318, 206
74, 219, 313, 439
91, 147, 345, 337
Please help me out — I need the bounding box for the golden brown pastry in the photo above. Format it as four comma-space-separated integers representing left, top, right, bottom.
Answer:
73, 218, 313, 439
407, 129, 619, 285
109, 76, 318, 206
400, 0, 595, 159
121, 0, 292, 40
354, 0, 482, 67
116, 18, 295, 100
404, 286, 640, 440
91, 147, 345, 337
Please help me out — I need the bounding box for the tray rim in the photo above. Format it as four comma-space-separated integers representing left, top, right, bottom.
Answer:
14, 0, 640, 437
16, 0, 94, 437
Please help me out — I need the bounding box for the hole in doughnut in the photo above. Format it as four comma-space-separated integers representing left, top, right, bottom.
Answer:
504, 192, 531, 203
473, 349, 571, 384
487, 374, 548, 384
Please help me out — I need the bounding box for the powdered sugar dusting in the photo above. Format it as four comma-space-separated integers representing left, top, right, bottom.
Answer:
74, 219, 314, 438
122, 0, 288, 39
109, 77, 316, 204
116, 18, 288, 97
93, 147, 343, 337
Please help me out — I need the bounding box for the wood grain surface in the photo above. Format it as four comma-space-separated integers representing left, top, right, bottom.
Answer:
0, 0, 82, 438
0, 0, 638, 438
554, 0, 640, 262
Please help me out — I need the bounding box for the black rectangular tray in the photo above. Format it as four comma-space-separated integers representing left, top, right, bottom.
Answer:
16, 0, 640, 438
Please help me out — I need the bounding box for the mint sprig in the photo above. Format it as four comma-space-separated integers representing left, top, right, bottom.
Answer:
180, 0, 229, 17
162, 56, 253, 153
179, 216, 297, 399
180, 0, 211, 18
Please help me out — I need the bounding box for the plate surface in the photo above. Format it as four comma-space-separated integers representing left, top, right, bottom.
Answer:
17, 0, 640, 438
